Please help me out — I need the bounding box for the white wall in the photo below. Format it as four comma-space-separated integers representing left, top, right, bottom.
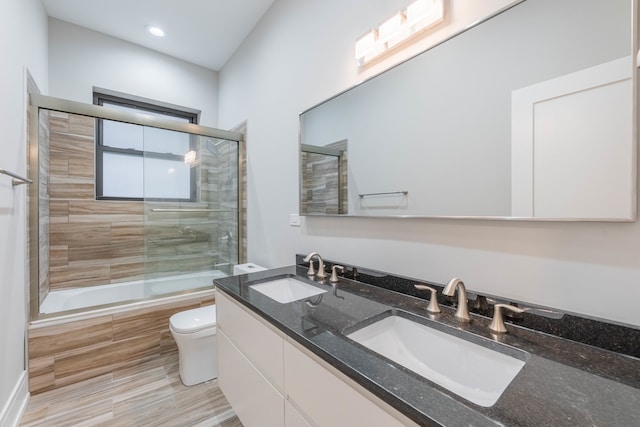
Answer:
0, 0, 48, 424
48, 19, 219, 127
218, 0, 640, 327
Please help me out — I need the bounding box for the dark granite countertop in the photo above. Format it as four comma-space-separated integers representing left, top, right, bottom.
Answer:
214, 265, 640, 427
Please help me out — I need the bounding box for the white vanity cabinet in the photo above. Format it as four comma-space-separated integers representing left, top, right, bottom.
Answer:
217, 330, 284, 426
216, 290, 285, 427
284, 401, 313, 427
215, 289, 418, 427
283, 339, 415, 427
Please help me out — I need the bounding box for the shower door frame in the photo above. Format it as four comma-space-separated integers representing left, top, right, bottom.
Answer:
27, 93, 246, 320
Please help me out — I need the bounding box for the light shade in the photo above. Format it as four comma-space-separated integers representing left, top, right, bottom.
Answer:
377, 12, 404, 44
355, 30, 377, 60
406, 0, 445, 32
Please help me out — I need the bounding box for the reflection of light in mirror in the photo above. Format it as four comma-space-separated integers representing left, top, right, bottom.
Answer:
355, 0, 445, 67
168, 168, 175, 174
184, 150, 197, 165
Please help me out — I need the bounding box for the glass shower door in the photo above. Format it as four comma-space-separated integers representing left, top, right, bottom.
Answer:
142, 128, 239, 296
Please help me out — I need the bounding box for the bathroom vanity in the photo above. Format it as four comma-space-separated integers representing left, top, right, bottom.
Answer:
214, 264, 640, 426
216, 288, 415, 426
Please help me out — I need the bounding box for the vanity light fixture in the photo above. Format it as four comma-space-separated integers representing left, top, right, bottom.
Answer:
146, 25, 165, 37
355, 0, 445, 67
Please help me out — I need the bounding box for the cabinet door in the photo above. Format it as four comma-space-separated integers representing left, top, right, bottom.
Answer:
218, 329, 284, 427
216, 290, 284, 392
285, 401, 313, 427
284, 341, 414, 427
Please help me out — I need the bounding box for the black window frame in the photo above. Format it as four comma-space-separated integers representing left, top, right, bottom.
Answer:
94, 92, 199, 202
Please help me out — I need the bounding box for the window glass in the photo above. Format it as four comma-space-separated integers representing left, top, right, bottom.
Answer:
143, 126, 191, 156
102, 101, 191, 123
102, 152, 144, 198
143, 157, 192, 200
102, 120, 143, 150
95, 93, 198, 201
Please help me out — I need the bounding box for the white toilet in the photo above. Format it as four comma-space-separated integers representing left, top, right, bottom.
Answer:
233, 262, 267, 275
170, 305, 218, 386
170, 263, 267, 386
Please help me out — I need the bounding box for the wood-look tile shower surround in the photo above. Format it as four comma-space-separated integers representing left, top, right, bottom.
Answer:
44, 110, 238, 295
300, 140, 348, 215
37, 107, 51, 305
28, 295, 214, 394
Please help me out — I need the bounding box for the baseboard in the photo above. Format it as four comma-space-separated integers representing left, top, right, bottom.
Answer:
0, 371, 30, 427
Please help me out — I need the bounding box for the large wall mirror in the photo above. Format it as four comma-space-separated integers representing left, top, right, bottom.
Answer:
299, 0, 637, 220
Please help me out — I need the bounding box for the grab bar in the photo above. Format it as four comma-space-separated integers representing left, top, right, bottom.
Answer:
0, 168, 33, 186
150, 208, 236, 213
358, 191, 408, 198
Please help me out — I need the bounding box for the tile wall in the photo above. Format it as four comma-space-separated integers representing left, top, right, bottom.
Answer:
300, 140, 348, 215
37, 108, 50, 305
42, 111, 240, 295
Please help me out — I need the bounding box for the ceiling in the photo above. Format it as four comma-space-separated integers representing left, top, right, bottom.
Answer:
41, 0, 275, 71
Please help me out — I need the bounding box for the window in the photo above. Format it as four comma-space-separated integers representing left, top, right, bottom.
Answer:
94, 92, 199, 201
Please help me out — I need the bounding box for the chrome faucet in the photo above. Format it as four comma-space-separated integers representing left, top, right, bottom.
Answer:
442, 277, 471, 323
303, 252, 327, 279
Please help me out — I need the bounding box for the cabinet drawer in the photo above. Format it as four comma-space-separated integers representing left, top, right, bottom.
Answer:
218, 329, 284, 427
216, 289, 284, 392
284, 340, 414, 427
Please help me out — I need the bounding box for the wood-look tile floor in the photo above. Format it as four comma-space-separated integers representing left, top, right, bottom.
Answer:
20, 352, 243, 427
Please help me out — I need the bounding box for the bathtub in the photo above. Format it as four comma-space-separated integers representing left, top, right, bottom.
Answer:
39, 270, 228, 314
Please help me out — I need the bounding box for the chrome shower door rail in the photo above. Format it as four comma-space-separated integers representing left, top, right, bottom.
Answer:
358, 191, 408, 198
150, 208, 237, 213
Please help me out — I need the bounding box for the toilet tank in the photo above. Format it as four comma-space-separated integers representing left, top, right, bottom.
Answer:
233, 263, 267, 275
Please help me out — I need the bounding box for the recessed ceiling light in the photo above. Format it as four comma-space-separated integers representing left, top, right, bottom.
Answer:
145, 25, 165, 37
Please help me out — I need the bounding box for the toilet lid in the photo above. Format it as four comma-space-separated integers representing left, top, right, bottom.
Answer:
170, 305, 216, 333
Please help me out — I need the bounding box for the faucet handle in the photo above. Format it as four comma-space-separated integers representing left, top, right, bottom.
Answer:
305, 259, 316, 276
330, 265, 344, 283
413, 285, 441, 314
489, 304, 525, 334
303, 252, 318, 276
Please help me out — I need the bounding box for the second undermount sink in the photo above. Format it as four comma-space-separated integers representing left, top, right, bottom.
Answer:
250, 276, 327, 303
346, 311, 527, 407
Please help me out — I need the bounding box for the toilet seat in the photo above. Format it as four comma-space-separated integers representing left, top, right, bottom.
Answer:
170, 305, 216, 334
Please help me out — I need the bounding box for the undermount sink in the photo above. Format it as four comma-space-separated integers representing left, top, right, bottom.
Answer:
250, 276, 327, 303
346, 311, 527, 407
